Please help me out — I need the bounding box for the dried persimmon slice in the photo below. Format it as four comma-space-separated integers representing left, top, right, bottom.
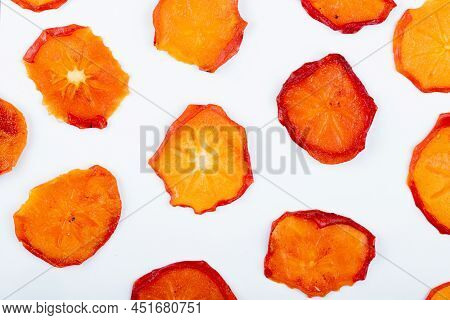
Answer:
24, 25, 129, 129
12, 0, 68, 12
131, 261, 237, 300
14, 166, 122, 267
408, 113, 450, 234
264, 210, 376, 297
149, 104, 253, 214
0, 99, 27, 175
426, 282, 450, 300
393, 0, 450, 93
277, 54, 377, 164
301, 0, 396, 33
153, 0, 247, 72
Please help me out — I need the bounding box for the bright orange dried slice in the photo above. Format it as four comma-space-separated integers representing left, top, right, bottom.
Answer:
14, 166, 122, 267
264, 210, 376, 297
153, 0, 247, 72
0, 99, 27, 175
408, 113, 450, 234
301, 0, 396, 33
149, 104, 253, 214
426, 282, 450, 300
131, 261, 237, 300
393, 0, 450, 93
12, 0, 68, 12
24, 25, 129, 129
277, 54, 377, 164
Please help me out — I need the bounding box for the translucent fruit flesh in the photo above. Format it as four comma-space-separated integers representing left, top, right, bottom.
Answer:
264, 211, 376, 297
24, 25, 129, 129
12, 0, 68, 12
14, 166, 122, 267
149, 104, 253, 214
427, 282, 450, 300
153, 0, 247, 72
131, 261, 237, 300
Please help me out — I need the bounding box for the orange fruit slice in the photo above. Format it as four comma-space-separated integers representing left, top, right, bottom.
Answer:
12, 0, 68, 12
301, 0, 396, 33
393, 0, 450, 93
408, 113, 450, 234
149, 104, 253, 214
131, 261, 237, 300
0, 98, 27, 175
426, 282, 450, 300
264, 210, 376, 297
153, 0, 247, 72
277, 54, 377, 164
14, 166, 122, 267
24, 25, 129, 129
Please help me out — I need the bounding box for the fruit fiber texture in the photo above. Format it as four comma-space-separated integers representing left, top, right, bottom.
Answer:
393, 0, 450, 93
153, 0, 247, 72
0, 99, 27, 175
301, 0, 396, 33
264, 210, 376, 297
149, 104, 253, 214
408, 113, 450, 234
24, 25, 129, 129
12, 0, 68, 12
278, 54, 377, 165
426, 282, 450, 300
131, 261, 237, 300
14, 166, 122, 267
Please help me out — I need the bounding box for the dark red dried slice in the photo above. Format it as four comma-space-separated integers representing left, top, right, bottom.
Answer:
278, 54, 377, 164
131, 261, 237, 300
426, 282, 450, 300
264, 210, 376, 297
12, 0, 68, 12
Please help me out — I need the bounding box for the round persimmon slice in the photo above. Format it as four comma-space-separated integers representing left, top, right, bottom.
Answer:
149, 104, 253, 214
24, 25, 129, 129
14, 166, 122, 267
0, 99, 27, 175
278, 54, 377, 164
12, 0, 68, 12
408, 113, 450, 234
264, 210, 376, 298
426, 282, 450, 300
153, 0, 247, 72
131, 261, 237, 300
394, 0, 450, 93
301, 0, 396, 34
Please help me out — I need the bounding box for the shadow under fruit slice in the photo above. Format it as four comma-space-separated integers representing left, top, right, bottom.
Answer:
408, 113, 450, 234
131, 261, 237, 300
12, 0, 68, 12
14, 166, 121, 267
301, 0, 396, 34
278, 54, 377, 164
264, 210, 376, 298
393, 0, 450, 93
24, 25, 129, 129
426, 282, 450, 300
0, 99, 27, 175
153, 0, 247, 72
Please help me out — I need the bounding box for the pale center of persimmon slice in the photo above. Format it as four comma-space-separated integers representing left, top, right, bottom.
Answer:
66, 68, 87, 86
413, 127, 450, 228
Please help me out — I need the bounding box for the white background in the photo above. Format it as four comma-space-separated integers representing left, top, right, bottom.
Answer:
0, 0, 448, 300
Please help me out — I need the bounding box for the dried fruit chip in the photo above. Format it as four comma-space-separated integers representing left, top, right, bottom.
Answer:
0, 99, 27, 175
426, 282, 450, 300
131, 261, 237, 300
393, 0, 450, 93
149, 104, 253, 214
12, 0, 68, 12
24, 25, 129, 129
278, 54, 377, 164
153, 0, 247, 72
14, 166, 121, 267
264, 210, 376, 297
408, 113, 450, 234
